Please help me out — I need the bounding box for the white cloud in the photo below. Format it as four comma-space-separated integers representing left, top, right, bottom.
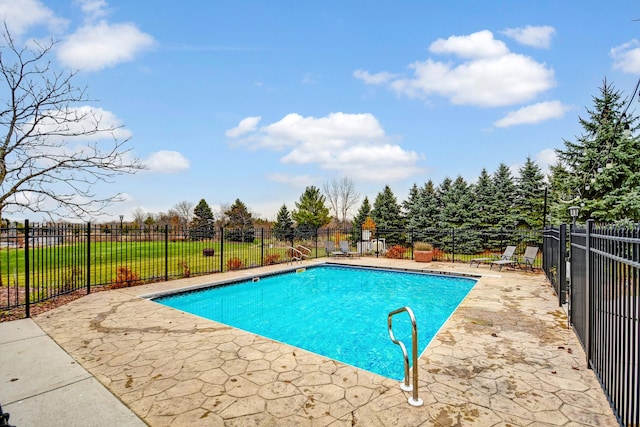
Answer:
57, 21, 155, 71
33, 106, 132, 143
536, 148, 557, 173
144, 150, 190, 173
501, 25, 556, 48
76, 0, 109, 22
358, 30, 555, 107
267, 173, 314, 187
611, 39, 640, 73
227, 112, 423, 182
353, 69, 397, 85
494, 101, 572, 128
429, 30, 509, 58
225, 116, 261, 137
0, 0, 67, 36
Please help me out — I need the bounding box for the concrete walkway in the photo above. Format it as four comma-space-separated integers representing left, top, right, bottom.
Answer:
2, 258, 619, 426
0, 318, 145, 426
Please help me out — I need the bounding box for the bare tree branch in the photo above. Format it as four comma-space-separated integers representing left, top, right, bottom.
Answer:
323, 177, 360, 226
0, 26, 144, 220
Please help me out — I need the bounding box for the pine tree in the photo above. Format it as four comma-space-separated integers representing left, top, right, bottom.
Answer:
224, 199, 255, 242
556, 79, 640, 221
190, 199, 215, 240
292, 186, 330, 234
472, 169, 496, 228
437, 176, 481, 253
405, 181, 438, 241
371, 185, 404, 245
515, 157, 546, 229
352, 196, 372, 242
273, 204, 294, 244
492, 163, 518, 229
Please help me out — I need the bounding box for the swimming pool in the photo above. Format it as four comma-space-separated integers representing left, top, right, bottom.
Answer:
153, 265, 477, 380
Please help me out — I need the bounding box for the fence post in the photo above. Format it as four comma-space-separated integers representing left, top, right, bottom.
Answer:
25, 219, 30, 319
585, 219, 593, 367
261, 228, 264, 266
451, 228, 455, 263
164, 225, 169, 281
220, 227, 225, 272
558, 224, 566, 306
86, 222, 91, 294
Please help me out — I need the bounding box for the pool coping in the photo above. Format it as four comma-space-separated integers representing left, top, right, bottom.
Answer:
32, 258, 618, 426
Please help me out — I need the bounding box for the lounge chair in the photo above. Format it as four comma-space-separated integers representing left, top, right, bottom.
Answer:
489, 246, 518, 271
519, 246, 539, 271
471, 245, 516, 268
325, 241, 345, 257
339, 240, 359, 257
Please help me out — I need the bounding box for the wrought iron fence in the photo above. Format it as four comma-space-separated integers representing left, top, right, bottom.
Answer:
1, 223, 542, 319
568, 220, 639, 426
542, 224, 567, 306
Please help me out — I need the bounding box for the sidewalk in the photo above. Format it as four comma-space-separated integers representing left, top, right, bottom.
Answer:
0, 318, 145, 427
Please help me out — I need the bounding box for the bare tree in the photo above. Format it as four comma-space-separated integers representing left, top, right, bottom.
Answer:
132, 207, 146, 226
0, 27, 143, 220
172, 200, 194, 228
323, 177, 360, 226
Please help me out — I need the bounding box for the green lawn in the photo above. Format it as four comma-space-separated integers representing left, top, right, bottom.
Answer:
1, 239, 321, 289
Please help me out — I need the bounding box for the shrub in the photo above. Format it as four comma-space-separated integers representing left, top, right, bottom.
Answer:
179, 260, 191, 278
111, 266, 141, 289
385, 245, 407, 259
413, 242, 433, 251
226, 257, 244, 270
265, 253, 280, 265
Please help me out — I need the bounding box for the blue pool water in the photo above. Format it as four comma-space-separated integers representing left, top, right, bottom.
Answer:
154, 265, 476, 380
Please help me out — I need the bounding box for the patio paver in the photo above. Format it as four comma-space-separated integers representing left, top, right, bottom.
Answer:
34, 258, 618, 426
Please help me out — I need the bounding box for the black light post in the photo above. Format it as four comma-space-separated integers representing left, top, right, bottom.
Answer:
541, 186, 548, 229
569, 206, 580, 226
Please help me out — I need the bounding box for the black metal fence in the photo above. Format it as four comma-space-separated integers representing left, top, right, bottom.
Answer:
542, 225, 568, 306
1, 222, 543, 318
564, 220, 639, 426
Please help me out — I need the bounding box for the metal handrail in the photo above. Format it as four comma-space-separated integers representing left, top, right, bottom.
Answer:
287, 246, 306, 264
387, 306, 423, 406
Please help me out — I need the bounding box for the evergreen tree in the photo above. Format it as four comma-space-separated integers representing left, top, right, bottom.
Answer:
371, 185, 404, 229
224, 199, 255, 242
190, 198, 215, 240
472, 169, 496, 228
548, 162, 574, 224
273, 204, 294, 244
352, 196, 371, 242
405, 181, 438, 241
515, 157, 546, 229
556, 79, 640, 221
371, 185, 404, 245
438, 176, 481, 253
492, 163, 518, 229
292, 186, 330, 236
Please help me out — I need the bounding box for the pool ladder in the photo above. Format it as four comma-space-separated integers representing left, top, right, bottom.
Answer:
287, 245, 311, 264
387, 306, 423, 407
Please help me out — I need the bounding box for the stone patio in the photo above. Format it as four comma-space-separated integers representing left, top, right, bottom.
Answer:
34, 258, 618, 426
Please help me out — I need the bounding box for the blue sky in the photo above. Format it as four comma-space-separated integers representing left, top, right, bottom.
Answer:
2, 0, 640, 223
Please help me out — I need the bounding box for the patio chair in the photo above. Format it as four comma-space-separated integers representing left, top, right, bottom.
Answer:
339, 240, 359, 257
490, 246, 518, 271
519, 246, 539, 271
325, 241, 345, 257
471, 245, 516, 268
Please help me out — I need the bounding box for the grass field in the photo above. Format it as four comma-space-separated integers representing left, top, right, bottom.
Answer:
1, 238, 321, 289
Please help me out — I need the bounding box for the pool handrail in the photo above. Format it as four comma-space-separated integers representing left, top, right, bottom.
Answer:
387, 306, 423, 407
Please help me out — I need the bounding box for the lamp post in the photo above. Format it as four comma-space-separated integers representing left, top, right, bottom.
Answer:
569, 206, 580, 226
541, 185, 548, 229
